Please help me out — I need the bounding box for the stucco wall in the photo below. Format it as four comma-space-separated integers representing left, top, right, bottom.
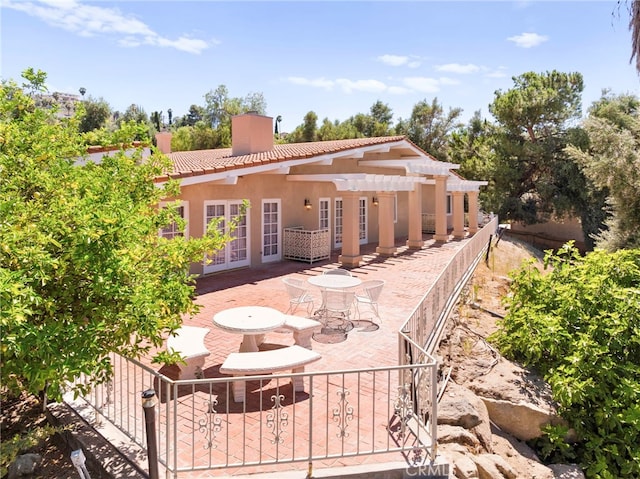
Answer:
178, 156, 421, 274
508, 217, 586, 252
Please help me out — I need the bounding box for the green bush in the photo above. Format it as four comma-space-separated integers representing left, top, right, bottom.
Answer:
490, 243, 640, 478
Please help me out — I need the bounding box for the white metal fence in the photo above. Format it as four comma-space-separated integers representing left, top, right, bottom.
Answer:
74, 216, 498, 477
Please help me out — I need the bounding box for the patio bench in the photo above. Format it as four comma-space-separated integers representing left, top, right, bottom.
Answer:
220, 345, 321, 402
281, 315, 322, 349
167, 326, 211, 379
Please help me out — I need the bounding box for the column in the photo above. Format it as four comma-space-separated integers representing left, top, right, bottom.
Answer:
338, 191, 362, 267
433, 175, 449, 242
406, 183, 424, 249
468, 190, 479, 235
452, 190, 465, 239
376, 192, 397, 255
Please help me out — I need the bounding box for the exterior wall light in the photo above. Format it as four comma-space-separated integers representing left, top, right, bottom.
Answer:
372, 197, 379, 206
304, 198, 312, 210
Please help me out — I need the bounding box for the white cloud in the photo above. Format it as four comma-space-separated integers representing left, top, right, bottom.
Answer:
402, 77, 440, 93
335, 79, 387, 94
438, 77, 461, 86
287, 77, 388, 94
485, 66, 509, 78
507, 32, 548, 48
387, 86, 413, 95
286, 75, 459, 96
377, 54, 421, 68
3, 0, 212, 54
435, 63, 480, 74
377, 54, 410, 66
287, 77, 335, 90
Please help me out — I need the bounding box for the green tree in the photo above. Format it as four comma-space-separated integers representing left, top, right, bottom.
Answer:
487, 71, 592, 228
275, 114, 282, 136
286, 111, 319, 143
490, 244, 640, 477
448, 111, 499, 208
178, 104, 201, 127
203, 85, 267, 129
406, 97, 463, 161
566, 91, 640, 250
171, 125, 193, 151
370, 100, 393, 126
121, 104, 149, 124
150, 110, 162, 131
77, 96, 111, 133
0, 70, 239, 403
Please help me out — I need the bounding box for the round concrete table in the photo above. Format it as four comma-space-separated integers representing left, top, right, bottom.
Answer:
213, 306, 285, 353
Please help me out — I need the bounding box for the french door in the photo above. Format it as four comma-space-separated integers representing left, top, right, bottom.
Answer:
203, 200, 249, 274
262, 199, 281, 263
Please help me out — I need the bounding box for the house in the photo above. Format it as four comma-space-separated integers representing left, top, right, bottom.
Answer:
155, 113, 488, 275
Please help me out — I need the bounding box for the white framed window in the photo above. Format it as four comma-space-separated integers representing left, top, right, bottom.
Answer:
159, 201, 189, 239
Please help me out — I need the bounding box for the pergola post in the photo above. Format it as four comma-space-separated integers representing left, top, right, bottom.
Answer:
407, 182, 424, 249
452, 191, 466, 239
376, 191, 397, 255
433, 175, 449, 242
338, 191, 362, 267
467, 190, 479, 234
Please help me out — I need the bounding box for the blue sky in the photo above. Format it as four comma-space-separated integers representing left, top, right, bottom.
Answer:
2, 1, 639, 132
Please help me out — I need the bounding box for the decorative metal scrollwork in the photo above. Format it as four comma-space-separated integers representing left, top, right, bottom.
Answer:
332, 389, 354, 438
266, 394, 288, 444
410, 446, 425, 465
100, 379, 114, 410
393, 383, 414, 438
198, 399, 222, 450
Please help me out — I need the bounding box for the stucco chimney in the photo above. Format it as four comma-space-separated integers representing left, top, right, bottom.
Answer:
232, 113, 274, 156
155, 132, 172, 154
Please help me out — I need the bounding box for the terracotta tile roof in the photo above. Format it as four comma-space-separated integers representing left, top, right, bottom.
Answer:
160, 136, 407, 181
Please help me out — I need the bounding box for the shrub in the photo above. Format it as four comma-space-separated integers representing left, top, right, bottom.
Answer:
490, 243, 640, 478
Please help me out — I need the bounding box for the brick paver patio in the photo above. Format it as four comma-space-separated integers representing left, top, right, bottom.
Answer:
154, 233, 474, 477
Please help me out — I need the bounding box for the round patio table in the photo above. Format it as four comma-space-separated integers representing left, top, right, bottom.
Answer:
213, 306, 285, 353
307, 275, 362, 332
307, 275, 362, 290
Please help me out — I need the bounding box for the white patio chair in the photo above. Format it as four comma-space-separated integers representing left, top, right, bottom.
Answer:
321, 288, 356, 331
355, 279, 385, 324
322, 268, 352, 276
282, 277, 315, 315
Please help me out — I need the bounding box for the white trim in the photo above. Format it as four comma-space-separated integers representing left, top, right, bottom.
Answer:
422, 177, 488, 192
359, 158, 459, 175
287, 173, 422, 192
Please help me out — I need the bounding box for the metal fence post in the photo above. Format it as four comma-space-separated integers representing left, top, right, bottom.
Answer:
142, 389, 159, 479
